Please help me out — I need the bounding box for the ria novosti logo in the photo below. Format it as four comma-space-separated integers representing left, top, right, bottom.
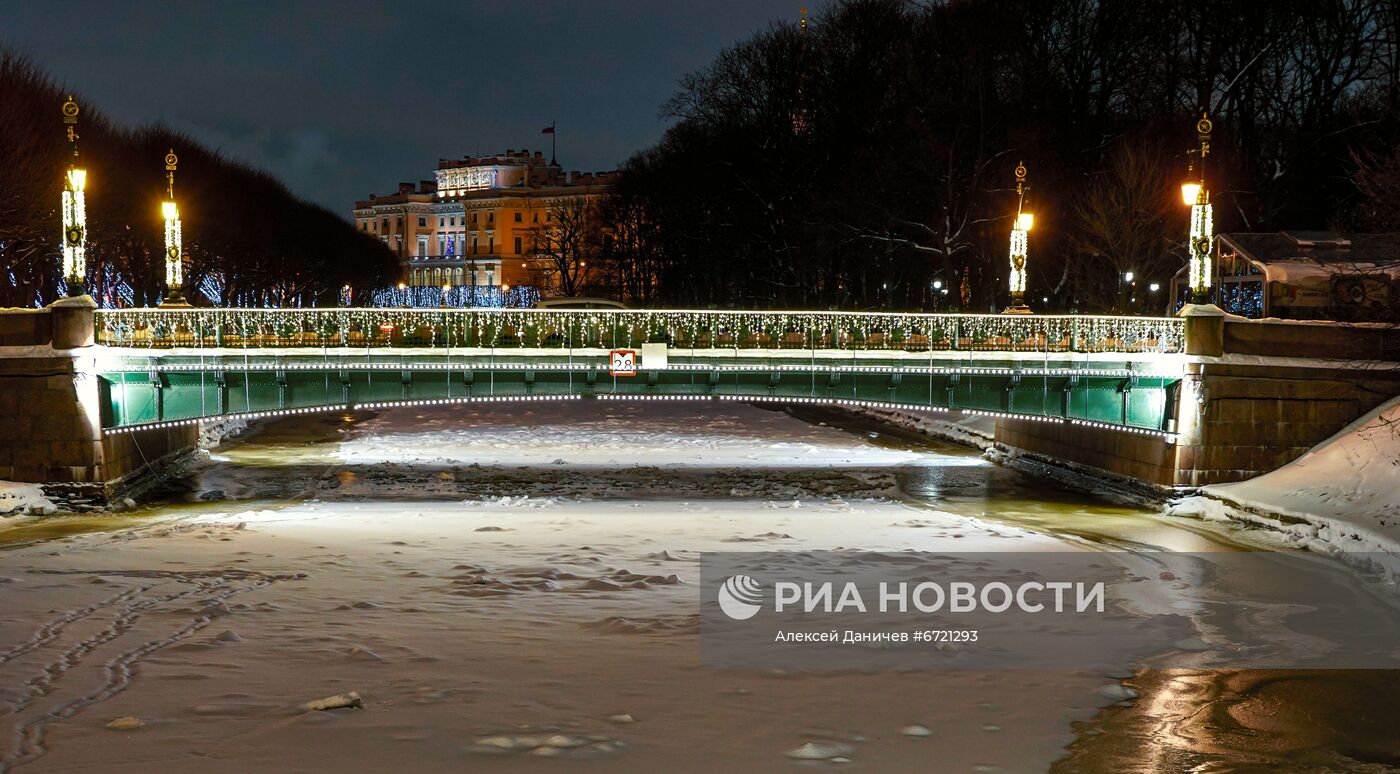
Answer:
717, 575, 763, 620
715, 574, 1106, 620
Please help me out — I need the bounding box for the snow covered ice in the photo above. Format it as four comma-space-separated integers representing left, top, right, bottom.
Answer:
0, 400, 1268, 771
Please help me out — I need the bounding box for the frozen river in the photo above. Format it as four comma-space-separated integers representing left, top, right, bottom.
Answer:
2, 402, 1399, 772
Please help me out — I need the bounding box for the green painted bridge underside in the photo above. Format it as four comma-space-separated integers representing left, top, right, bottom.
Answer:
100, 366, 1177, 432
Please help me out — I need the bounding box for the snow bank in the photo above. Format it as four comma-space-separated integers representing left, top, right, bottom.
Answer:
1178, 395, 1400, 557
0, 481, 57, 515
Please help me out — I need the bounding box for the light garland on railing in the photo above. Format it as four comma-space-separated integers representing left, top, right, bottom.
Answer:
93, 309, 1186, 356
101, 359, 1176, 382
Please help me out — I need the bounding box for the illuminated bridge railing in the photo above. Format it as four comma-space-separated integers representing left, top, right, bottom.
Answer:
94, 309, 1185, 354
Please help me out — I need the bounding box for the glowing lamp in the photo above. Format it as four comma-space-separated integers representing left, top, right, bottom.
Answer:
60, 96, 88, 295
1004, 162, 1032, 312
162, 201, 179, 220
1180, 182, 1202, 206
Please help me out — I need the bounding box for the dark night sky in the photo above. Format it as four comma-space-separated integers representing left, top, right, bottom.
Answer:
3, 0, 801, 215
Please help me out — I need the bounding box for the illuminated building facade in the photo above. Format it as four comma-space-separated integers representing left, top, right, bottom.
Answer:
353, 149, 616, 294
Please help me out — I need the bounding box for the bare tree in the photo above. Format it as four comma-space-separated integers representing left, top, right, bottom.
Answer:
0, 48, 396, 308
1070, 140, 1179, 313
1349, 145, 1400, 231
599, 192, 664, 306
530, 195, 603, 298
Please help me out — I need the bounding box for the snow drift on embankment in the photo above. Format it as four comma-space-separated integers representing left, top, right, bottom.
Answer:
0, 481, 56, 515
1169, 394, 1400, 556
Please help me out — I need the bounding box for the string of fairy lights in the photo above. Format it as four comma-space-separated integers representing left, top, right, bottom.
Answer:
93, 309, 1185, 354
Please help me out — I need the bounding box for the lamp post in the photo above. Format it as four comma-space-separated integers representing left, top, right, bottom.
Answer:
60, 95, 88, 297
1003, 162, 1033, 314
1182, 113, 1214, 306
159, 149, 189, 307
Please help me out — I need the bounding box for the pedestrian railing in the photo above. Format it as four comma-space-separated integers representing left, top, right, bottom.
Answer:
93, 308, 1185, 354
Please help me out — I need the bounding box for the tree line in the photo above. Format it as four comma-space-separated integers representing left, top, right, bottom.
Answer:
594, 0, 1400, 313
0, 50, 397, 308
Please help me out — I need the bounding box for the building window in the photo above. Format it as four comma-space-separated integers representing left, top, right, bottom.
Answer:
471, 212, 477, 223
417, 237, 429, 257
514, 211, 522, 223
449, 216, 456, 226
382, 217, 389, 230
514, 236, 522, 254
488, 236, 494, 254
418, 216, 428, 228
545, 212, 551, 222
487, 211, 494, 223
438, 217, 445, 228
472, 236, 478, 255
532, 212, 539, 223
397, 216, 403, 227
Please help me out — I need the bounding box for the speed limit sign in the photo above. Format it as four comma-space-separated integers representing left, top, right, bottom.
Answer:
609, 349, 637, 376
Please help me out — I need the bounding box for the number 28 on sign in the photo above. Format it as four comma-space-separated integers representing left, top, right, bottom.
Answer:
609, 349, 637, 376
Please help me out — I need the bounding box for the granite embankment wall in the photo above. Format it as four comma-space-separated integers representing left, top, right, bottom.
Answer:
0, 300, 196, 503
995, 314, 1400, 489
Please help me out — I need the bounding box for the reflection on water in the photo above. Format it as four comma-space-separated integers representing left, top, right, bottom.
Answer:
1057, 669, 1400, 773
0, 512, 167, 548
800, 406, 1267, 554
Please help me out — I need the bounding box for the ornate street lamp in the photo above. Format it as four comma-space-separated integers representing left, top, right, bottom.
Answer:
160, 149, 189, 307
1182, 113, 1214, 305
1004, 162, 1033, 314
60, 95, 88, 297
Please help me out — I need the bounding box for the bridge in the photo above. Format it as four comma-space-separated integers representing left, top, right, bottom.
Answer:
10, 300, 1393, 502
89, 308, 1187, 438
